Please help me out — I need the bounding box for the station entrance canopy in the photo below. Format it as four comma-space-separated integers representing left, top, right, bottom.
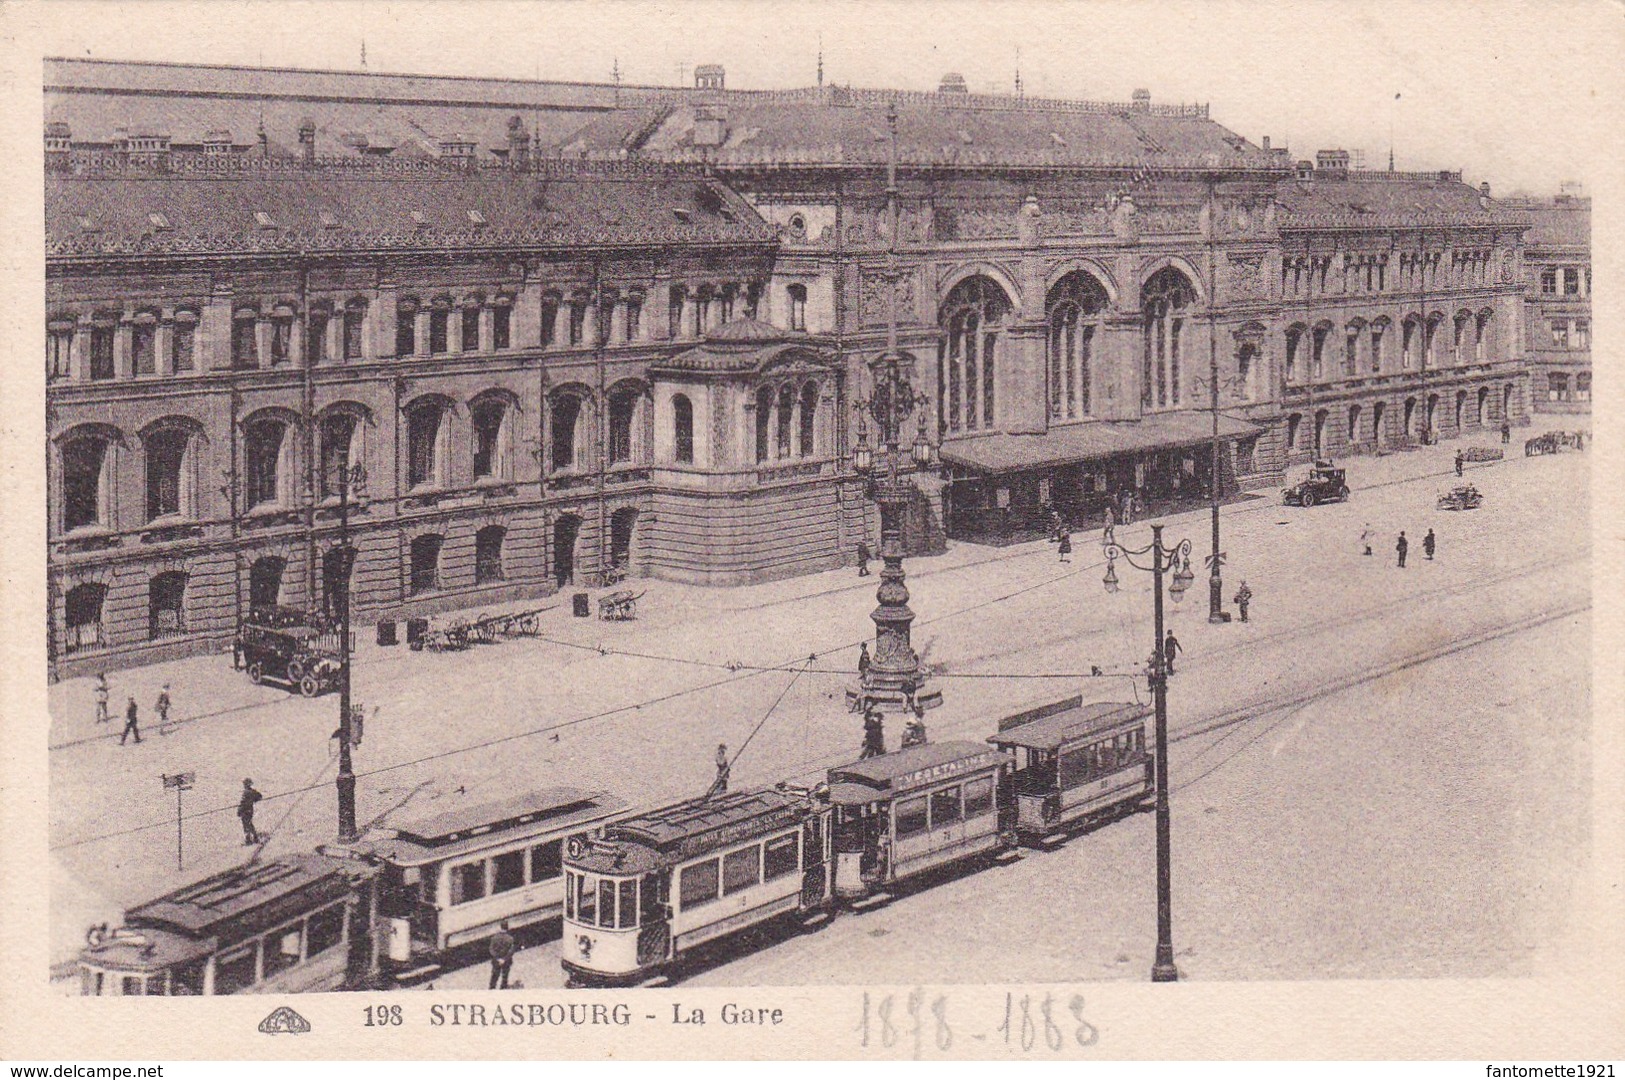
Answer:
939, 412, 1262, 475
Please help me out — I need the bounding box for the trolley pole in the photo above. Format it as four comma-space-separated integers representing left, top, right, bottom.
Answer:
1149, 525, 1177, 982
335, 456, 360, 842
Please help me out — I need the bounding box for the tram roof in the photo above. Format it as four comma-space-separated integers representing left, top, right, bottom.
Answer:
988, 700, 1148, 752
125, 853, 361, 938
828, 740, 1008, 793
80, 925, 214, 974
366, 787, 625, 865
591, 789, 806, 863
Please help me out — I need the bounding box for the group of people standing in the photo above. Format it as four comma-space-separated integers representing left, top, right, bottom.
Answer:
1363, 523, 1437, 568
93, 674, 171, 744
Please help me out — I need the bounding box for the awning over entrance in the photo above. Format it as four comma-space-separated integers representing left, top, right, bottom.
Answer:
939, 412, 1263, 475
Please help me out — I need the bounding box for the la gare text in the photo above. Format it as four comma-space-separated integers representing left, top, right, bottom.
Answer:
424, 1002, 785, 1027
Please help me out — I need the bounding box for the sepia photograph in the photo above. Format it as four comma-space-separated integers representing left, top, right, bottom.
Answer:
5, 0, 1622, 1063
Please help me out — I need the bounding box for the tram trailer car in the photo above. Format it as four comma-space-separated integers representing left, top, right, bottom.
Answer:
354, 788, 627, 982
987, 697, 1153, 843
78, 854, 375, 995
561, 788, 832, 986
825, 740, 1014, 902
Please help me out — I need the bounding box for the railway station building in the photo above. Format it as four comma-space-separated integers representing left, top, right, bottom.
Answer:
45, 59, 1535, 676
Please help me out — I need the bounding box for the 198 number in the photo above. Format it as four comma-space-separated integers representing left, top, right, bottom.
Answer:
364, 1005, 403, 1026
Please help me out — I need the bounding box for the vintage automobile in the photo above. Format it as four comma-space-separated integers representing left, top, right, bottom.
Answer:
234, 607, 345, 697
1282, 461, 1350, 507
1437, 484, 1484, 511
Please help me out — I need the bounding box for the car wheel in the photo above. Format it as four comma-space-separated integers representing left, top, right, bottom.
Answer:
299, 674, 321, 698
1301, 491, 1317, 508
247, 661, 265, 685
286, 658, 306, 683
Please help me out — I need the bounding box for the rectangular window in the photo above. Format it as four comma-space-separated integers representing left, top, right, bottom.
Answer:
788, 285, 807, 331
625, 297, 642, 341
492, 849, 525, 894
1563, 268, 1580, 295
722, 846, 761, 895
963, 777, 995, 818
90, 326, 115, 380
233, 318, 258, 368
270, 317, 292, 365
492, 306, 511, 350
576, 873, 597, 924
618, 879, 638, 928
1575, 320, 1589, 349
1540, 268, 1557, 294
895, 795, 929, 840
429, 310, 449, 354
396, 313, 416, 357
763, 833, 799, 881
929, 786, 963, 828
450, 860, 487, 905
597, 879, 616, 929
1550, 321, 1569, 348
307, 312, 328, 364
132, 323, 156, 375
569, 303, 586, 346
463, 307, 481, 352
1577, 372, 1591, 401
530, 840, 562, 883
48, 328, 74, 381
306, 904, 344, 957
343, 308, 364, 359
262, 925, 302, 979
214, 944, 258, 994
1370, 330, 1383, 373
678, 859, 719, 909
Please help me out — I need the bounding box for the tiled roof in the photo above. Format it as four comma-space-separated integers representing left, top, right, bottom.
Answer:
1274, 175, 1530, 230
1502, 198, 1589, 248
45, 162, 776, 257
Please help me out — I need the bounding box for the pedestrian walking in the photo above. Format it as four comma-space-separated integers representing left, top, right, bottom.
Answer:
857, 642, 871, 678
1057, 531, 1072, 563
238, 778, 262, 845
856, 541, 871, 577
1396, 531, 1409, 568
1120, 489, 1135, 526
119, 697, 142, 744
155, 684, 172, 736
1234, 581, 1253, 623
1455, 451, 1465, 477
1103, 504, 1116, 534
94, 674, 110, 724
1423, 528, 1436, 561
488, 921, 516, 990
861, 708, 885, 759
1360, 523, 1374, 557
1163, 630, 1181, 675
1501, 420, 1511, 445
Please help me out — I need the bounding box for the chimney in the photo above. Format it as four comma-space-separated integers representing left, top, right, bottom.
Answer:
1131, 89, 1151, 112
256, 123, 268, 157
507, 115, 530, 167
1479, 180, 1492, 209
298, 118, 316, 163
1295, 159, 1313, 182
1261, 135, 1270, 151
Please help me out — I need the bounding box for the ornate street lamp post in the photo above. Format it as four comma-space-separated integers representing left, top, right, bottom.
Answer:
334, 455, 366, 842
845, 102, 942, 729
1102, 523, 1193, 982
1190, 369, 1246, 624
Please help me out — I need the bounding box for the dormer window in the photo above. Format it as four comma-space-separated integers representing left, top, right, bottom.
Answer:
671, 207, 692, 223
410, 210, 428, 227
147, 212, 171, 231
319, 210, 339, 228
957, 130, 974, 144
254, 211, 275, 228
78, 215, 97, 233
1049, 132, 1066, 147
466, 209, 487, 226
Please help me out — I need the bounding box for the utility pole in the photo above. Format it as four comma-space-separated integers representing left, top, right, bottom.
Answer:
161, 772, 194, 870
335, 454, 362, 842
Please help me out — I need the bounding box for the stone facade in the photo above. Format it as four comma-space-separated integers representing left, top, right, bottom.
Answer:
1503, 191, 1591, 414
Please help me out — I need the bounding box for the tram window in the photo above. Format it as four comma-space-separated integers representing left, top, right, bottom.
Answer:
171, 961, 205, 996
306, 904, 344, 957
263, 925, 303, 979
763, 833, 799, 881
530, 840, 562, 883
598, 879, 617, 928
492, 850, 525, 894
577, 874, 598, 924
964, 777, 995, 818
641, 876, 665, 922
564, 872, 575, 919
929, 786, 963, 827
145, 974, 168, 995
121, 975, 143, 996
722, 846, 761, 895
1058, 748, 1090, 790
82, 969, 104, 996
896, 796, 929, 839
215, 944, 258, 995
451, 861, 488, 905
618, 880, 638, 929
678, 859, 719, 909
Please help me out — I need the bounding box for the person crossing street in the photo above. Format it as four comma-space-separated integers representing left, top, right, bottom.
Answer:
1423, 528, 1436, 561
1234, 581, 1253, 623
1396, 531, 1409, 568
1163, 630, 1181, 676
238, 779, 262, 845
94, 674, 110, 725
1455, 451, 1465, 477
119, 696, 142, 745
155, 684, 172, 736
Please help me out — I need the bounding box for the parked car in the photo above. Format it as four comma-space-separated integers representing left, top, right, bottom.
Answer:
234, 606, 345, 696
1436, 485, 1484, 511
1282, 461, 1350, 507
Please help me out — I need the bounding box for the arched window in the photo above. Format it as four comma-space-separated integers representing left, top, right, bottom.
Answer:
1475, 310, 1492, 361
1424, 314, 1443, 369
1401, 318, 1418, 370
471, 398, 510, 480
396, 297, 418, 357
64, 582, 107, 654
668, 285, 687, 339
1477, 387, 1490, 426
1369, 318, 1388, 374
799, 382, 819, 457
149, 570, 188, 639
1142, 268, 1194, 409
1347, 404, 1362, 443
568, 293, 589, 346
1453, 312, 1470, 365
673, 394, 695, 464
475, 525, 506, 584
542, 292, 562, 348
269, 303, 295, 366
1371, 401, 1386, 445
1344, 320, 1365, 377
1047, 272, 1107, 420
939, 276, 1011, 433
551, 394, 584, 471
410, 534, 443, 595
776, 384, 795, 458
319, 412, 360, 498
1286, 413, 1302, 453
1236, 344, 1256, 401
695, 285, 715, 333
62, 431, 114, 531
1310, 322, 1331, 381
1284, 325, 1305, 382
144, 426, 197, 521
406, 399, 449, 489
249, 556, 285, 611
132, 310, 158, 375
493, 295, 514, 350
787, 284, 807, 331
608, 386, 640, 465
755, 386, 773, 463
47, 318, 74, 383
625, 291, 644, 342
244, 417, 290, 509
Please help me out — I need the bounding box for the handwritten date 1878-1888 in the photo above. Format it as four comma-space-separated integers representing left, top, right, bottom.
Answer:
856, 990, 1099, 1056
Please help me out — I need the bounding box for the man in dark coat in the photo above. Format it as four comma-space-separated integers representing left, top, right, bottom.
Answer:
1234, 581, 1253, 623
119, 697, 142, 745
856, 541, 871, 577
489, 921, 516, 989
857, 642, 871, 678
238, 779, 263, 845
1057, 531, 1072, 563
1396, 531, 1409, 568
1455, 451, 1465, 477
1423, 529, 1437, 560
861, 708, 885, 759
1501, 420, 1511, 445
1163, 631, 1181, 675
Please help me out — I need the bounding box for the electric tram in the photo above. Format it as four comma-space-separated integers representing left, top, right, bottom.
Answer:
78, 853, 374, 995
986, 696, 1153, 843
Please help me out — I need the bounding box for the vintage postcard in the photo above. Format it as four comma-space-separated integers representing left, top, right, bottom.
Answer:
2, 0, 1622, 1063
